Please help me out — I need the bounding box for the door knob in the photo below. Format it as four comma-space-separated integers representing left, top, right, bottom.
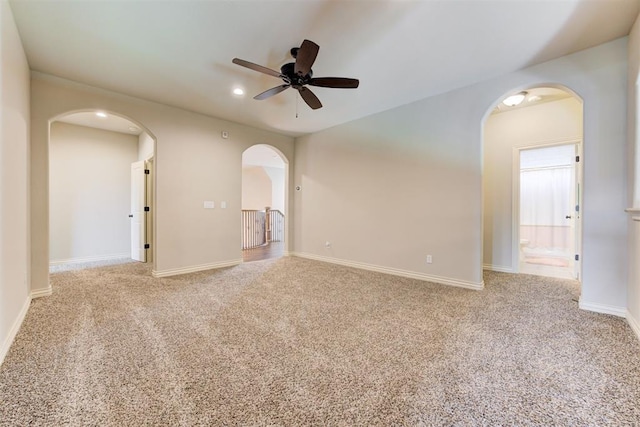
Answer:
565, 215, 572, 219
129, 214, 133, 218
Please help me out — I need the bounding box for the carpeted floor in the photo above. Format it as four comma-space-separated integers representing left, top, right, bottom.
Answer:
1, 257, 639, 426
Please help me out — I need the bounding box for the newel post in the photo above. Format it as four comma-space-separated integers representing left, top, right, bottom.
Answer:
265, 206, 271, 243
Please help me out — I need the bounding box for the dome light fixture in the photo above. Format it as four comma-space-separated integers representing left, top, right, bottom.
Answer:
233, 87, 245, 96
502, 91, 528, 107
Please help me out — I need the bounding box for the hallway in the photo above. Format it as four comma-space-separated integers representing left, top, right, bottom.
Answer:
242, 241, 284, 263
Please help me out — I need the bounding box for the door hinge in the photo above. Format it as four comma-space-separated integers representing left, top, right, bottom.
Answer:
144, 244, 150, 249
144, 169, 150, 174
576, 155, 580, 162
144, 206, 150, 212
575, 205, 580, 212
575, 254, 580, 261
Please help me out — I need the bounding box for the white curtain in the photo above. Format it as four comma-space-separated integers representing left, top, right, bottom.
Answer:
520, 145, 574, 257
520, 167, 571, 227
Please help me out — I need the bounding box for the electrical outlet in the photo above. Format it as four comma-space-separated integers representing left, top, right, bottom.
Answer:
325, 241, 331, 248
426, 255, 433, 264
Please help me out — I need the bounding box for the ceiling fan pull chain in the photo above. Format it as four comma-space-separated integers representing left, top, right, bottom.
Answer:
296, 91, 299, 119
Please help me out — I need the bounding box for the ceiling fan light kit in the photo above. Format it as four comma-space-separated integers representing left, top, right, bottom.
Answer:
502, 91, 528, 107
232, 39, 359, 110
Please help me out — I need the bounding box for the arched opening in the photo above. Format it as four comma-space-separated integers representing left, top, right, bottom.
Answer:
634, 73, 640, 207
241, 144, 288, 262
482, 85, 583, 282
48, 110, 156, 273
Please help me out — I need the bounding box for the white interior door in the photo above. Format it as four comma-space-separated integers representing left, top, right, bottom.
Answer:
518, 143, 577, 280
131, 160, 146, 262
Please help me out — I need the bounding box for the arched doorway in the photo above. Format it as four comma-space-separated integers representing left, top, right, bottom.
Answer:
241, 144, 288, 262
48, 110, 156, 272
482, 85, 583, 281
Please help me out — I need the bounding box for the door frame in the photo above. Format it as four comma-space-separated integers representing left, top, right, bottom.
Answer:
145, 157, 154, 263
511, 138, 583, 280
130, 160, 147, 262
130, 156, 155, 263
241, 144, 289, 260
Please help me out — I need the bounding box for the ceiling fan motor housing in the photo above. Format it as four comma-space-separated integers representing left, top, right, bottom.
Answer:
280, 62, 312, 88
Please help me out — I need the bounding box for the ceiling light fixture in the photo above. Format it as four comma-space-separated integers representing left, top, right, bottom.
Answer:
502, 91, 527, 107
233, 88, 244, 96
95, 111, 107, 118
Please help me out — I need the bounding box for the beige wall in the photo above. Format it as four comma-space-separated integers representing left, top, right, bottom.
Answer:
49, 122, 138, 263
264, 167, 285, 213
294, 90, 484, 288
241, 166, 286, 213
30, 74, 295, 287
483, 97, 583, 271
294, 38, 629, 311
0, 0, 31, 364
138, 131, 154, 161
626, 13, 640, 339
242, 166, 272, 211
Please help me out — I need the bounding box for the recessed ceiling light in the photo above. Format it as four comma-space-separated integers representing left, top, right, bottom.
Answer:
502, 91, 527, 107
95, 112, 107, 118
528, 95, 542, 102
233, 88, 244, 96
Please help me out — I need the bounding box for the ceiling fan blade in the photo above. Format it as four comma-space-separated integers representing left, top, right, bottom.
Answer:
254, 84, 290, 100
298, 86, 322, 110
294, 39, 319, 76
309, 77, 360, 89
232, 58, 282, 79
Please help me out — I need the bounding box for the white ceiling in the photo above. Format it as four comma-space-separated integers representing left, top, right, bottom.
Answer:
57, 112, 142, 135
10, 0, 640, 137
243, 145, 286, 169
491, 87, 574, 114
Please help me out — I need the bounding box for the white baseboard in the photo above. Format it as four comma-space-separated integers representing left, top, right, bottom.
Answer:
49, 253, 130, 266
483, 264, 514, 273
627, 311, 640, 342
579, 299, 627, 317
292, 252, 484, 290
152, 259, 242, 278
31, 286, 52, 299
0, 296, 31, 366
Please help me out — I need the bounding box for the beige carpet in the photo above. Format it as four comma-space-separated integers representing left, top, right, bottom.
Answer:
1, 257, 639, 425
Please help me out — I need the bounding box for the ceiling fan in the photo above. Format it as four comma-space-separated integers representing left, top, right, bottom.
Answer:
232, 39, 359, 110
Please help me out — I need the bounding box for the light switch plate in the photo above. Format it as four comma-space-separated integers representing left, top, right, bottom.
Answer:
221, 201, 227, 209
204, 201, 215, 209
